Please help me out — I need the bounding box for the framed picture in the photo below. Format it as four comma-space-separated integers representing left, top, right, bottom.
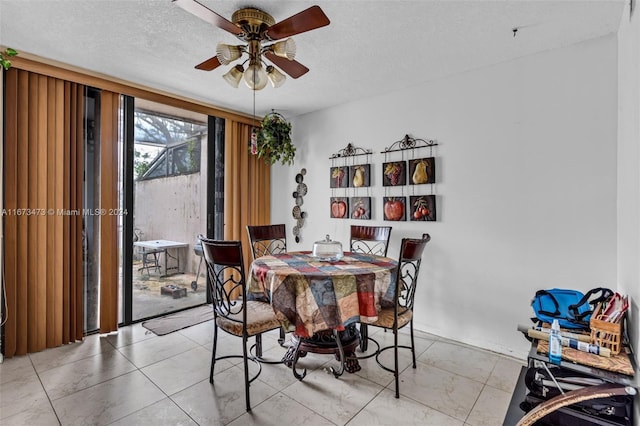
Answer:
382, 161, 406, 186
330, 197, 349, 219
408, 157, 435, 185
330, 166, 348, 188
350, 197, 371, 220
383, 197, 406, 221
409, 195, 436, 221
349, 164, 371, 188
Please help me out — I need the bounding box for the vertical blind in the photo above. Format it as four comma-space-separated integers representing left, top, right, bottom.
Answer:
3, 68, 85, 356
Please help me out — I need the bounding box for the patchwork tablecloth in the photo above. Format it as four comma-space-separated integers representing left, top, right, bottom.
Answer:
247, 251, 398, 338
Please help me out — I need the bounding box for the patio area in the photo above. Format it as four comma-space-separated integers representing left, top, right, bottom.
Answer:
132, 259, 207, 321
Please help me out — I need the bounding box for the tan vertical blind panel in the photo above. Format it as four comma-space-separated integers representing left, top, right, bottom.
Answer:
223, 121, 271, 277
99, 91, 120, 333
3, 68, 84, 357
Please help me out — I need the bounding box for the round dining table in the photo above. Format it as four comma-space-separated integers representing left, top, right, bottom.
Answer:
247, 251, 398, 374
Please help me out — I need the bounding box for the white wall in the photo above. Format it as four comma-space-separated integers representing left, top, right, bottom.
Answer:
271, 35, 619, 359
617, 2, 640, 391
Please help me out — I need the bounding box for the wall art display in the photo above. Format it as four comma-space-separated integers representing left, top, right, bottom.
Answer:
383, 197, 406, 221
330, 166, 349, 188
409, 157, 435, 185
349, 164, 370, 188
350, 197, 371, 220
409, 195, 436, 221
382, 161, 406, 186
330, 197, 349, 219
291, 168, 307, 243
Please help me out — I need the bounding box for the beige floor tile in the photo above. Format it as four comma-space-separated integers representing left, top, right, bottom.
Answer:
486, 356, 526, 393
142, 345, 231, 395
109, 398, 198, 426
418, 341, 499, 383
348, 388, 464, 426
29, 334, 115, 373
465, 384, 512, 426
51, 370, 165, 425
103, 323, 157, 348
170, 367, 278, 425
354, 330, 436, 387
0, 354, 37, 385
117, 331, 198, 368
398, 363, 484, 421
228, 392, 334, 426
178, 319, 215, 346
281, 366, 383, 425
0, 374, 52, 421
39, 349, 137, 401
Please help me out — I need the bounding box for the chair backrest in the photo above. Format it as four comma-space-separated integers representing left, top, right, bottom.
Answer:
350, 225, 392, 256
246, 224, 287, 260
394, 233, 431, 312
199, 236, 246, 323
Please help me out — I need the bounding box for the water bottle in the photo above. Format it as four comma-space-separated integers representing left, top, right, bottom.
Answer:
548, 319, 562, 365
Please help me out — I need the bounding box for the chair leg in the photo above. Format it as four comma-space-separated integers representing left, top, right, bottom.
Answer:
210, 323, 218, 384
255, 334, 263, 358
394, 326, 400, 398
278, 327, 285, 346
242, 334, 251, 412
410, 320, 416, 368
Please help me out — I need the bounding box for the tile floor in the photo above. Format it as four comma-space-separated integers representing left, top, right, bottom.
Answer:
0, 318, 525, 425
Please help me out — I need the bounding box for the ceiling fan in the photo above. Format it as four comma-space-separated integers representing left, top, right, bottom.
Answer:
173, 0, 330, 90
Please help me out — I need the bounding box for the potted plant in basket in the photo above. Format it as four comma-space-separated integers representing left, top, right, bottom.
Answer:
253, 111, 296, 166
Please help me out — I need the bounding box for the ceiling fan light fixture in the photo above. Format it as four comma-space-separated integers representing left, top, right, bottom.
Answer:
266, 65, 286, 88
216, 43, 243, 65
244, 61, 268, 90
222, 64, 244, 88
271, 38, 296, 60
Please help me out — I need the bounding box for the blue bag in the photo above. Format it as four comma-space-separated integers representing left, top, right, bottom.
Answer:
531, 287, 612, 329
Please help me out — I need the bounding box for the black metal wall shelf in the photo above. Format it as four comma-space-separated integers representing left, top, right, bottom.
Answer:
381, 134, 438, 154
330, 143, 372, 159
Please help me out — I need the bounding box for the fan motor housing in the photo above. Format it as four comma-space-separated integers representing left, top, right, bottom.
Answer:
232, 8, 274, 40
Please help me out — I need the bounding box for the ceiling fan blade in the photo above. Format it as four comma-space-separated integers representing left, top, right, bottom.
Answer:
173, 0, 242, 36
265, 5, 330, 40
264, 52, 309, 79
195, 56, 221, 71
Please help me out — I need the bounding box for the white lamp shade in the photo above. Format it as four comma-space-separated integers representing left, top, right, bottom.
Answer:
222, 65, 244, 88
216, 43, 243, 65
271, 38, 296, 60
266, 66, 286, 88
244, 62, 268, 90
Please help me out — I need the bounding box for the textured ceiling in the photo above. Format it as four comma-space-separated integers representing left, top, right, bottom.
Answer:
0, 0, 626, 118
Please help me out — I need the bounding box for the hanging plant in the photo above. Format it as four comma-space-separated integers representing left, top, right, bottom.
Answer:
1, 48, 18, 70
253, 111, 296, 166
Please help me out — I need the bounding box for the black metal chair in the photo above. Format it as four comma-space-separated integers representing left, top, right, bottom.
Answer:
246, 224, 287, 345
199, 236, 282, 412
349, 225, 392, 351
246, 224, 287, 259
350, 225, 392, 257
360, 233, 431, 398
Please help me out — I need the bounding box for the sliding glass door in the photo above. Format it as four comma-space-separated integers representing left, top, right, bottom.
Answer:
126, 98, 209, 321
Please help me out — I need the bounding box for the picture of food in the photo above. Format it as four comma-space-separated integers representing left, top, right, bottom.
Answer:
382, 161, 406, 186
330, 197, 349, 219
349, 164, 371, 188
350, 197, 371, 220
383, 197, 406, 221
330, 166, 348, 188
409, 195, 436, 221
409, 157, 435, 185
